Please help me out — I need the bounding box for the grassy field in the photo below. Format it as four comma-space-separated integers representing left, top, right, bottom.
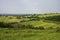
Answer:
0, 13, 60, 40
0, 28, 60, 40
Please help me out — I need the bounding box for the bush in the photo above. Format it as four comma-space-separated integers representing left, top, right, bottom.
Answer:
0, 22, 13, 28
7, 23, 27, 29
18, 24, 26, 29
30, 18, 40, 21
0, 22, 33, 29
26, 24, 34, 29
20, 20, 29, 22
0, 22, 4, 27
56, 27, 60, 32
47, 27, 54, 30
16, 16, 21, 19
9, 17, 12, 19
34, 27, 39, 29
39, 26, 45, 30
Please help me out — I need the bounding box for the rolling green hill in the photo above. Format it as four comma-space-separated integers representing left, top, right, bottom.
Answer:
0, 13, 60, 40
0, 13, 60, 28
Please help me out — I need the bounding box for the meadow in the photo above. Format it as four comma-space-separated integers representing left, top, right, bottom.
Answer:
0, 13, 60, 40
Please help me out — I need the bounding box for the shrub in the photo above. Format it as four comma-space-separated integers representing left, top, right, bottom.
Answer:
7, 23, 26, 29
20, 20, 29, 22
34, 27, 39, 29
0, 22, 4, 27
39, 26, 45, 30
16, 16, 21, 19
26, 24, 34, 29
18, 24, 26, 29
56, 27, 60, 32
0, 22, 12, 28
30, 18, 40, 21
9, 17, 13, 19
47, 27, 54, 30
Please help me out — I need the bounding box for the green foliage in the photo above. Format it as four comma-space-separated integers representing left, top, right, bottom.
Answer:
56, 27, 60, 32
20, 20, 29, 22
45, 15, 60, 22
9, 17, 13, 19
0, 22, 12, 28
47, 27, 54, 30
26, 24, 34, 29
30, 18, 40, 21
38, 26, 45, 30
16, 16, 21, 19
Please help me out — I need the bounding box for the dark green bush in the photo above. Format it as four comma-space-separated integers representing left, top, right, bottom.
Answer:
20, 20, 29, 22
16, 16, 21, 19
26, 24, 34, 29
30, 18, 40, 21
18, 24, 26, 29
0, 22, 33, 29
34, 27, 39, 29
9, 17, 12, 19
47, 27, 54, 30
38, 26, 45, 30
45, 15, 60, 22
0, 22, 45, 30
0, 22, 12, 28
56, 27, 60, 32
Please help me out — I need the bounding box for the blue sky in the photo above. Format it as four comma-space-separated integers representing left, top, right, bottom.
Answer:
0, 0, 60, 14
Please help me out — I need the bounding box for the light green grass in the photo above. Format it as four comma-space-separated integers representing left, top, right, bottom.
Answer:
0, 28, 60, 40
20, 20, 60, 28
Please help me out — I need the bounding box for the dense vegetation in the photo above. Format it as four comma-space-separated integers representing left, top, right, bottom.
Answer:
0, 13, 60, 40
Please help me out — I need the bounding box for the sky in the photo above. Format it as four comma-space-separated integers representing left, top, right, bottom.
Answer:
0, 0, 60, 14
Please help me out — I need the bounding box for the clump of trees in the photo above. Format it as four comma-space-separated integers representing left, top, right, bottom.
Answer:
45, 15, 60, 22
0, 22, 13, 28
0, 22, 45, 30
